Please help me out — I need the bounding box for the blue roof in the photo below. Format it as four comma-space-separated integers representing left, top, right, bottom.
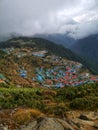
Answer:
20, 73, 26, 78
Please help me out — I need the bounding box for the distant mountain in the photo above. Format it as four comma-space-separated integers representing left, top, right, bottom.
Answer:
0, 33, 22, 42
33, 33, 76, 48
71, 34, 98, 63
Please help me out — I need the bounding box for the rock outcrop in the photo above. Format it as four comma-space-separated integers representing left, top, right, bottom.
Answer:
19, 117, 79, 130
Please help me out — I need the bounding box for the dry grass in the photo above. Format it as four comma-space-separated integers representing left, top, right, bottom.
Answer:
13, 108, 45, 125
42, 90, 57, 96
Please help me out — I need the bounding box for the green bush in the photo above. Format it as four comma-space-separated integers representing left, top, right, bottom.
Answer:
70, 96, 98, 110
57, 83, 98, 101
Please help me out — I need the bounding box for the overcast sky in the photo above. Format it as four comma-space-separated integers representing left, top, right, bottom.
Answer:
0, 0, 98, 39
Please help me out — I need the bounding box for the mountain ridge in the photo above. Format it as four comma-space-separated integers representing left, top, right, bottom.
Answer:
33, 33, 76, 48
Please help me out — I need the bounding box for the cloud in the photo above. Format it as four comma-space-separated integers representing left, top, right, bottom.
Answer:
0, 0, 98, 39
68, 20, 98, 39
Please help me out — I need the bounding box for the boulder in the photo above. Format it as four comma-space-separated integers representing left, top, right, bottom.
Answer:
20, 117, 79, 130
79, 114, 89, 120
87, 112, 98, 121
79, 112, 98, 121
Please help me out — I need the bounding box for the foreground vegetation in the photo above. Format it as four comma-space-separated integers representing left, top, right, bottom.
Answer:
0, 83, 98, 116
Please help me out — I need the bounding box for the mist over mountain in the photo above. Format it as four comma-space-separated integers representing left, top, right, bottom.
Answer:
0, 35, 10, 42
33, 33, 76, 48
0, 0, 98, 40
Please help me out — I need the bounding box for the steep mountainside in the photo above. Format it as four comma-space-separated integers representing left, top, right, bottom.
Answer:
1, 37, 98, 74
71, 34, 98, 63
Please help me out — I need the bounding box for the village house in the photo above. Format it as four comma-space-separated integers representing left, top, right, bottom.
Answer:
32, 50, 48, 57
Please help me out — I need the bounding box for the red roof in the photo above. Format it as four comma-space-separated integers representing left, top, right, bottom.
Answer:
72, 75, 77, 79
90, 77, 96, 80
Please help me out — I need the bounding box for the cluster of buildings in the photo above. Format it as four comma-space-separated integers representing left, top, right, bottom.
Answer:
32, 50, 48, 58
33, 62, 98, 88
1, 47, 14, 54
0, 47, 98, 88
1, 47, 48, 59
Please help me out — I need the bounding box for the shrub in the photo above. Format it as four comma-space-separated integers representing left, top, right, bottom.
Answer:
70, 96, 98, 110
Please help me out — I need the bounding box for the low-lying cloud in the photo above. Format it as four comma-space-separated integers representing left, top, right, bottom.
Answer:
0, 0, 98, 39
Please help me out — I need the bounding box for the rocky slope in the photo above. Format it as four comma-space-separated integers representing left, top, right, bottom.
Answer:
0, 109, 98, 130
19, 111, 98, 130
